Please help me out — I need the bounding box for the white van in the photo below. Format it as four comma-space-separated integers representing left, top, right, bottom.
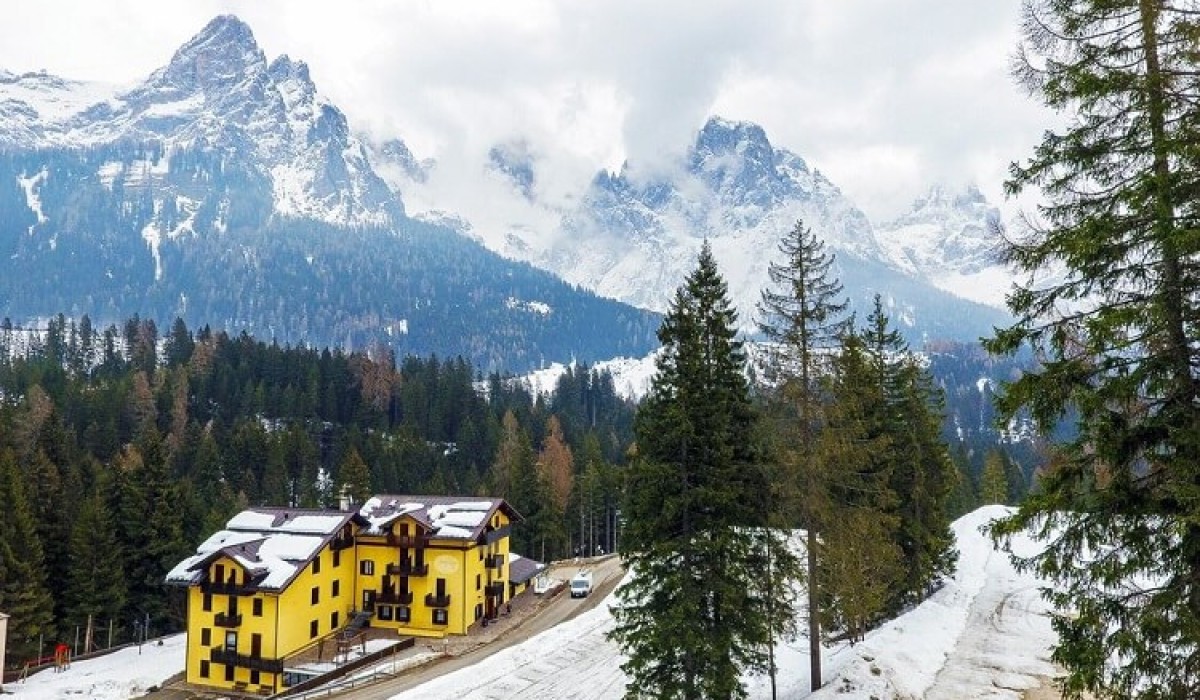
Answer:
569, 570, 593, 598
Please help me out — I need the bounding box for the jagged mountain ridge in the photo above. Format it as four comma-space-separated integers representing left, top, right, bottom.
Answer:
0, 16, 661, 372
0, 15, 398, 229
381, 116, 1014, 342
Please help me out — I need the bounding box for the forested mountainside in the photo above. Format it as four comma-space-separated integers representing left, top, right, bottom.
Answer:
0, 316, 635, 664
0, 316, 1029, 669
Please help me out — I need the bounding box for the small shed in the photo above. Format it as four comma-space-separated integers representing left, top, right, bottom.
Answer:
507, 553, 546, 597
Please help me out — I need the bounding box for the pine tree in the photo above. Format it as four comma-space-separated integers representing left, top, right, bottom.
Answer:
986, 3, 1200, 697
64, 484, 127, 644
336, 447, 372, 507
755, 219, 850, 691
0, 449, 55, 663
611, 242, 780, 699
979, 449, 1009, 506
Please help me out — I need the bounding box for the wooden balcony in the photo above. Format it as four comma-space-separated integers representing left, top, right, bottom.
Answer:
387, 561, 428, 577
214, 612, 243, 628
378, 589, 413, 605
200, 580, 255, 597
425, 592, 451, 608
485, 581, 505, 597
209, 647, 283, 674
485, 554, 504, 570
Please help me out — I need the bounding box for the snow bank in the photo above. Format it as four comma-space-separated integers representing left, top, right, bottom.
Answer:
5, 634, 185, 700
389, 505, 1059, 700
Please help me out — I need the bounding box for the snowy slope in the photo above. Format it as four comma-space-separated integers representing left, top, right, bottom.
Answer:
389, 506, 1057, 700
4, 635, 185, 700
874, 185, 1013, 309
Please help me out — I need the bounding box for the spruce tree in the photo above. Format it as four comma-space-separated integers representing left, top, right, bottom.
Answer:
0, 449, 55, 663
611, 242, 783, 699
64, 484, 127, 645
756, 219, 850, 690
336, 447, 372, 507
986, 2, 1200, 697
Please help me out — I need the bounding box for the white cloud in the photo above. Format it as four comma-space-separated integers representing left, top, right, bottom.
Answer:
0, 0, 1053, 221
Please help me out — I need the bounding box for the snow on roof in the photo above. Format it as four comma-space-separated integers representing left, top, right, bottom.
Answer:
167, 508, 354, 592
227, 510, 347, 535
507, 552, 545, 584
359, 495, 508, 540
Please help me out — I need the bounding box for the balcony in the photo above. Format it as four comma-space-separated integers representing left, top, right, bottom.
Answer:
209, 647, 283, 674
388, 561, 428, 577
200, 580, 254, 597
214, 612, 243, 628
485, 581, 505, 597
330, 535, 355, 552
378, 589, 414, 605
485, 554, 504, 570
425, 592, 451, 608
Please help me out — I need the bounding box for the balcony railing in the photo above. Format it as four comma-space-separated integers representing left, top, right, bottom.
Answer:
425, 592, 451, 608
209, 647, 283, 674
214, 612, 243, 628
388, 561, 428, 577
330, 536, 355, 552
378, 589, 414, 605
200, 580, 254, 597
485, 554, 504, 570
485, 581, 505, 597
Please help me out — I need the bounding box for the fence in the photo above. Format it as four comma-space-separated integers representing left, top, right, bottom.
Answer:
270, 637, 414, 699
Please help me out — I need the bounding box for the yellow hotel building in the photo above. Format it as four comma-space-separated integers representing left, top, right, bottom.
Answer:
166, 495, 520, 694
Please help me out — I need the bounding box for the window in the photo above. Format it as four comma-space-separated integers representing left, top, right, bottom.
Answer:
250, 670, 260, 685
252, 598, 263, 617
396, 606, 410, 622
201, 628, 211, 646
361, 560, 374, 576
199, 660, 210, 678
225, 631, 237, 651
331, 611, 339, 629
311, 587, 320, 605
377, 605, 393, 621
225, 664, 235, 682
202, 593, 212, 612
432, 608, 448, 625
309, 620, 319, 639
476, 574, 481, 591
332, 580, 340, 598
215, 564, 225, 582
475, 604, 482, 621
333, 549, 341, 567
479, 547, 484, 560
312, 555, 321, 575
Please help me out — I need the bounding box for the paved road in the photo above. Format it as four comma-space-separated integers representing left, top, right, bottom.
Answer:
338, 555, 626, 700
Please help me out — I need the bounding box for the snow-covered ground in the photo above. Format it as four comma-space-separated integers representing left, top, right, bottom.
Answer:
4, 634, 185, 700
0, 507, 1055, 700
389, 505, 1056, 700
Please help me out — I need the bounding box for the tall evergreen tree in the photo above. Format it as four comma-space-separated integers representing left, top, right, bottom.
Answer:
611, 242, 783, 699
986, 2, 1200, 697
755, 219, 850, 691
64, 484, 127, 644
0, 449, 55, 663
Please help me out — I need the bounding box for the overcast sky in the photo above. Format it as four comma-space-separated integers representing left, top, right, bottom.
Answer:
0, 0, 1052, 220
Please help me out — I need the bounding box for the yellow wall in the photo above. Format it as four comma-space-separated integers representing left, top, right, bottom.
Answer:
183, 508, 514, 692
184, 543, 355, 693
356, 511, 512, 638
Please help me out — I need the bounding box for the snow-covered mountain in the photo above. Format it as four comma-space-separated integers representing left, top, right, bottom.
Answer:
0, 16, 662, 372
0, 15, 399, 229
875, 184, 1012, 308
382, 116, 1014, 342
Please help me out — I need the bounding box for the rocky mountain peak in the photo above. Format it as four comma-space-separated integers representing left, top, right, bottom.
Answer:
162, 14, 267, 93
